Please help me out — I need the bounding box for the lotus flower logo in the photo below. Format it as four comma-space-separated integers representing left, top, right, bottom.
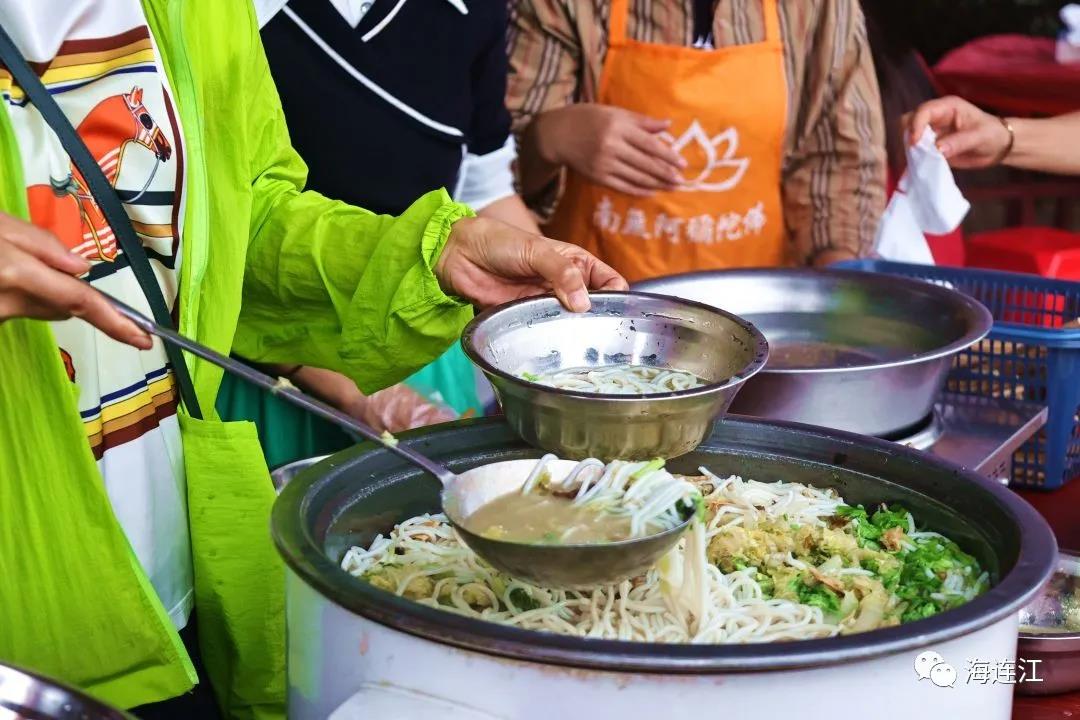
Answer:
660, 121, 750, 192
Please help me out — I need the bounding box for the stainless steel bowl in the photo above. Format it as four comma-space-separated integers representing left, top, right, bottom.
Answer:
1017, 549, 1080, 695
0, 662, 133, 719
634, 269, 993, 437
461, 291, 768, 460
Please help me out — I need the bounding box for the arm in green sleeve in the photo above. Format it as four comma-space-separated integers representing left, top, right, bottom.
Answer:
232, 7, 473, 393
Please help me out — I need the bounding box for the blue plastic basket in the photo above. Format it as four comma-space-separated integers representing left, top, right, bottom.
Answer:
836, 260, 1080, 490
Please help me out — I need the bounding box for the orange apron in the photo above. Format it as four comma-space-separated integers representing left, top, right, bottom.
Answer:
546, 0, 789, 282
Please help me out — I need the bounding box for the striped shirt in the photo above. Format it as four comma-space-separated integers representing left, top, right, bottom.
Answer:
0, 0, 192, 629
507, 0, 887, 264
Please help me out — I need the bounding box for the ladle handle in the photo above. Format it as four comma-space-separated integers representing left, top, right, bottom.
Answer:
106, 295, 457, 485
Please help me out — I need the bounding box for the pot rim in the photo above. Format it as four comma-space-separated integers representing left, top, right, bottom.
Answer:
633, 268, 995, 376
272, 417, 1056, 674
460, 291, 770, 402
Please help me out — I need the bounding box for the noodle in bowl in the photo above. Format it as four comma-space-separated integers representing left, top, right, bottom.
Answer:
342, 463, 987, 645
461, 292, 770, 460
524, 364, 705, 395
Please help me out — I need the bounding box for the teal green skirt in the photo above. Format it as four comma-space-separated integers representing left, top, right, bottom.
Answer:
217, 343, 478, 469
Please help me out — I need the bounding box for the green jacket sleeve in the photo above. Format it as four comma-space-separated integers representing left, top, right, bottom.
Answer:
232, 14, 474, 393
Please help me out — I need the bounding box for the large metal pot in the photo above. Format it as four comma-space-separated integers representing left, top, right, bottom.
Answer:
273, 418, 1055, 719
0, 662, 133, 719
634, 269, 993, 436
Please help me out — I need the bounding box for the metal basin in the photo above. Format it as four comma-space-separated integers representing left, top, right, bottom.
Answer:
0, 662, 133, 719
272, 418, 1055, 719
461, 291, 768, 460
1017, 549, 1080, 695
634, 269, 993, 437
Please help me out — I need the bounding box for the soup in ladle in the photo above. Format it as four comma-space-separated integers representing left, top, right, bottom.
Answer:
462, 455, 703, 545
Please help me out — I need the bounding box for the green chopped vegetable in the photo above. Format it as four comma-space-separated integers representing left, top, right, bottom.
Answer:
631, 458, 665, 480
901, 601, 939, 623
835, 504, 884, 548
540, 531, 560, 544
882, 530, 983, 621
870, 505, 910, 532
835, 504, 867, 521
856, 524, 883, 548
878, 564, 902, 591
720, 501, 992, 628
793, 577, 841, 615
509, 587, 542, 611
690, 493, 706, 523
521, 371, 540, 382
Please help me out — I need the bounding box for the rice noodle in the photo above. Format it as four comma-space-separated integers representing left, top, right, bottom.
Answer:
526, 364, 703, 395
342, 469, 849, 644
343, 466, 989, 643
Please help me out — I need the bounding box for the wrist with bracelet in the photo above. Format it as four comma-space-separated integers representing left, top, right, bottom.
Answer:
995, 116, 1016, 165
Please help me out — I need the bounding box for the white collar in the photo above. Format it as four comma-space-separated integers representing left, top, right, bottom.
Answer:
253, 0, 467, 30
253, 0, 289, 28
327, 0, 371, 28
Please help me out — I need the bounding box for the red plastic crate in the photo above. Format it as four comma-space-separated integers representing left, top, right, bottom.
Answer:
965, 227, 1080, 328
966, 226, 1080, 279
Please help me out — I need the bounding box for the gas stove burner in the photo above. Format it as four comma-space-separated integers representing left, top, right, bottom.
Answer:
880, 410, 945, 451
875, 393, 1048, 481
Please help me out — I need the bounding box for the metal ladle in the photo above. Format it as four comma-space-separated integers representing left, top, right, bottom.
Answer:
107, 297, 692, 587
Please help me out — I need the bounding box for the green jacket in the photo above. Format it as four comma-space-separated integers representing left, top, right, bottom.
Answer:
0, 0, 471, 716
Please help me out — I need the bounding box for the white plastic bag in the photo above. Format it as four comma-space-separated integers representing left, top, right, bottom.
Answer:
875, 128, 970, 265
875, 192, 935, 264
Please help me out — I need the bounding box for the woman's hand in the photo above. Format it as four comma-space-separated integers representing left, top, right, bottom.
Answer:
285, 366, 454, 432
908, 99, 1080, 175
904, 96, 1012, 169
347, 384, 456, 432
533, 104, 686, 196
0, 212, 150, 348
435, 216, 628, 312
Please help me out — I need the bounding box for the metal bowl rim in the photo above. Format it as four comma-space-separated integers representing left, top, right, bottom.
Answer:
272, 416, 1057, 674
633, 267, 995, 375
1018, 548, 1080, 642
1018, 634, 1080, 649
460, 291, 770, 402
0, 661, 134, 718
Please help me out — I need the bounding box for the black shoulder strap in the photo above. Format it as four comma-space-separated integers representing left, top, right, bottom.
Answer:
0, 23, 202, 418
